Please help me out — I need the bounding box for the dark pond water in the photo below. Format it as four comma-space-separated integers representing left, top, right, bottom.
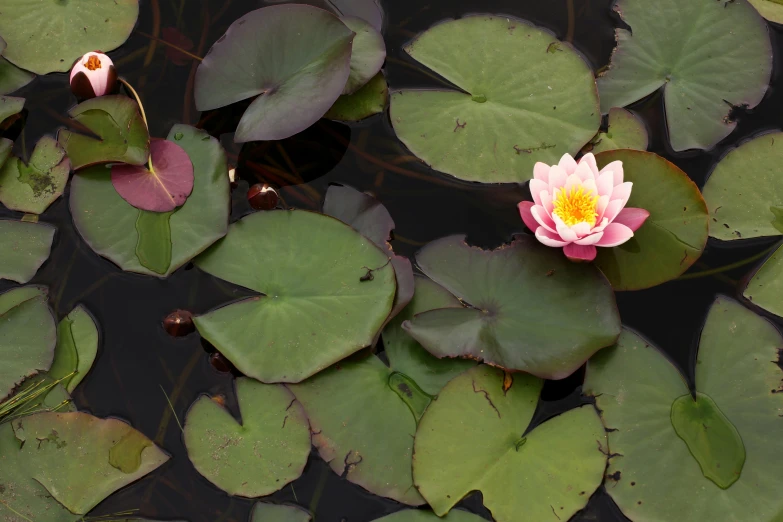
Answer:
2, 0, 783, 520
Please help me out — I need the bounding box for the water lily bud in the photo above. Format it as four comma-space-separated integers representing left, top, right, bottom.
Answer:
162, 309, 194, 337
247, 183, 279, 210
209, 352, 232, 373
69, 51, 117, 99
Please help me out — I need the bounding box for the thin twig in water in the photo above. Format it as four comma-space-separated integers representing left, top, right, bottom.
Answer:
159, 385, 184, 432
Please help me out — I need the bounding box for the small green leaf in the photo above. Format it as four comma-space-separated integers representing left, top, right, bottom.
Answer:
743, 242, 783, 316
0, 95, 23, 123
0, 56, 34, 95
0, 219, 55, 284
48, 305, 99, 393
325, 72, 388, 122
135, 210, 173, 275
0, 136, 70, 214
388, 371, 432, 422
587, 107, 648, 154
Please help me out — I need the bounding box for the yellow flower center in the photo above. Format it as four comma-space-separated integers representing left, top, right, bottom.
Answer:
552, 185, 599, 227
84, 55, 102, 71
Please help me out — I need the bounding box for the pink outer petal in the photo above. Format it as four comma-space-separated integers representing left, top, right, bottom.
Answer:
548, 165, 567, 192
531, 205, 557, 233
603, 199, 626, 224
518, 201, 538, 232
613, 208, 650, 231
536, 227, 569, 247
596, 171, 614, 198
575, 231, 604, 245
610, 182, 633, 207
600, 160, 624, 185
595, 223, 634, 247
534, 162, 550, 181
529, 178, 548, 206
579, 153, 599, 178
558, 153, 578, 175
563, 243, 597, 262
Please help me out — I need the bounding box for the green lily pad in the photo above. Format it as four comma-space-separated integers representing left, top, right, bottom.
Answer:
749, 0, 783, 23
0, 411, 168, 515
57, 95, 150, 170
372, 511, 485, 522
597, 0, 772, 151
584, 296, 783, 521
0, 219, 55, 283
0, 137, 10, 167
383, 275, 475, 395
0, 58, 34, 96
403, 235, 620, 379
414, 365, 607, 520
325, 72, 387, 121
0, 0, 139, 75
341, 16, 385, 94
586, 107, 648, 154
194, 210, 396, 383
389, 16, 599, 183
70, 124, 229, 276
288, 354, 427, 505
250, 503, 312, 522
0, 286, 56, 400
48, 305, 99, 393
0, 95, 23, 123
0, 136, 70, 214
594, 150, 709, 290
702, 132, 783, 241
195, 5, 354, 142
743, 242, 783, 316
184, 377, 310, 497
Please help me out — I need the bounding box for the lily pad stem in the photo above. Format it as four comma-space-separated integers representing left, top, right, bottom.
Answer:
676, 243, 778, 281
118, 77, 154, 172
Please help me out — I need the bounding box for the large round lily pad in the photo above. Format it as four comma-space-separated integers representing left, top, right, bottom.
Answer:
0, 286, 56, 400
403, 235, 620, 379
586, 107, 648, 154
414, 365, 607, 520
70, 124, 229, 276
48, 305, 99, 393
0, 136, 70, 214
597, 0, 771, 151
0, 411, 168, 516
0, 0, 139, 74
184, 377, 311, 497
584, 296, 783, 521
0, 219, 55, 283
194, 210, 396, 383
743, 242, 783, 317
389, 16, 599, 183
195, 5, 354, 142
594, 150, 709, 290
288, 354, 427, 505
703, 132, 783, 241
251, 503, 312, 522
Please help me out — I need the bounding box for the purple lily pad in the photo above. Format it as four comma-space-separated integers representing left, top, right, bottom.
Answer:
111, 139, 194, 212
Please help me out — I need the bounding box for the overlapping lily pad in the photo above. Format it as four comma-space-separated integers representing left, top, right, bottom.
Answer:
0, 219, 55, 283
48, 305, 99, 393
372, 510, 486, 522
586, 108, 648, 154
57, 95, 150, 170
594, 150, 709, 290
194, 210, 396, 383
288, 353, 427, 505
389, 16, 600, 183
403, 235, 620, 379
414, 365, 607, 520
0, 51, 34, 96
0, 411, 168, 517
0, 286, 56, 400
703, 132, 783, 241
749, 0, 783, 23
743, 242, 783, 317
263, 0, 384, 30
0, 95, 23, 123
184, 377, 310, 497
251, 503, 311, 522
0, 0, 139, 74
0, 136, 70, 214
325, 72, 388, 121
597, 0, 772, 151
195, 5, 354, 142
584, 297, 783, 521
341, 16, 385, 94
70, 124, 229, 276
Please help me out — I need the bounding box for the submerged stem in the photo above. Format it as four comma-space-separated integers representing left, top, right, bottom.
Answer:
677, 244, 778, 281
118, 77, 154, 172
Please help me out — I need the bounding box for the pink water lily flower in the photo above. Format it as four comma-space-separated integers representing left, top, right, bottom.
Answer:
518, 153, 649, 262
69, 51, 117, 99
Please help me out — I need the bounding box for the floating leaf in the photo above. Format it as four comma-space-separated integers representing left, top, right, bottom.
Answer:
195, 5, 354, 142
584, 296, 783, 521
372, 510, 486, 522
383, 275, 475, 395
390, 16, 599, 183
194, 210, 396, 383
48, 305, 99, 393
403, 235, 620, 379
0, 136, 70, 214
0, 219, 55, 283
414, 365, 607, 520
743, 242, 783, 316
0, 286, 56, 400
586, 107, 648, 154
289, 354, 427, 505
1, 411, 167, 514
0, 57, 34, 96
263, 0, 384, 30
111, 139, 194, 212
251, 503, 312, 522
0, 95, 23, 123
0, 0, 139, 75
70, 125, 229, 276
0, 137, 10, 167
184, 377, 310, 497
325, 72, 388, 121
597, 0, 772, 151
703, 132, 783, 241
748, 0, 783, 23
57, 95, 150, 170
594, 150, 708, 290
341, 16, 385, 94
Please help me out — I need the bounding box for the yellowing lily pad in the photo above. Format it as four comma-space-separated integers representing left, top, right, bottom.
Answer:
0, 136, 70, 214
